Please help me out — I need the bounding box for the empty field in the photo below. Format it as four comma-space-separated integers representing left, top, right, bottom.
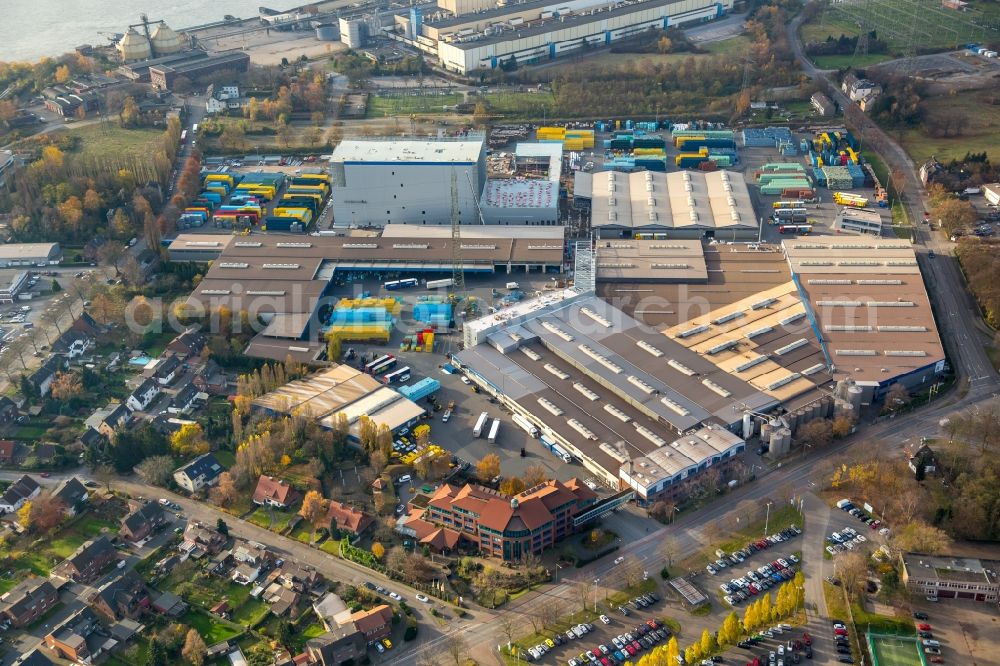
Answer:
811, 53, 895, 69
900, 90, 1000, 163
54, 123, 164, 161
366, 92, 464, 118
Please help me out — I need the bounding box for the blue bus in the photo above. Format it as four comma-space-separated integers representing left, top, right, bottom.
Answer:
383, 366, 412, 384
385, 278, 419, 291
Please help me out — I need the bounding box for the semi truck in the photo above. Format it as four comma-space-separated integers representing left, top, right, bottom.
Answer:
512, 413, 539, 437
488, 418, 501, 444
541, 434, 572, 463
473, 412, 489, 438
426, 278, 454, 289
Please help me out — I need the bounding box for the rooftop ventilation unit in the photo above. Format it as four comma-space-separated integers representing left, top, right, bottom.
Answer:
835, 349, 878, 356
608, 211, 617, 222
677, 324, 709, 339
246, 290, 286, 296
201, 289, 231, 295
838, 260, 881, 266
712, 311, 744, 325
343, 243, 378, 249
802, 363, 826, 376
649, 243, 687, 249
746, 326, 773, 339
648, 211, 658, 222
652, 263, 689, 269
660, 396, 690, 417
730, 210, 741, 222
573, 382, 600, 401
627, 375, 656, 394
645, 182, 654, 192
567, 419, 597, 440
609, 243, 634, 249
878, 243, 910, 249
884, 350, 927, 357
701, 378, 732, 397
543, 363, 570, 380
520, 347, 541, 361
779, 312, 806, 325
800, 260, 834, 266
461, 244, 497, 250
600, 442, 629, 462
667, 359, 696, 376
886, 260, 917, 266
857, 279, 903, 285
774, 338, 809, 355
825, 325, 873, 332
867, 301, 915, 307
579, 344, 623, 374
219, 262, 249, 269
647, 197, 656, 207
392, 243, 429, 249
580, 308, 611, 329
735, 354, 768, 372
750, 297, 777, 310
766, 373, 801, 390
830, 244, 873, 249
262, 263, 301, 269
817, 300, 863, 307
537, 397, 564, 415
598, 262, 636, 268
684, 182, 693, 192
707, 340, 738, 355
635, 424, 667, 447
233, 241, 263, 248
186, 241, 223, 247
528, 244, 563, 250
609, 197, 617, 207
877, 325, 927, 332
603, 404, 631, 422
808, 279, 852, 285
542, 321, 574, 341
636, 340, 664, 357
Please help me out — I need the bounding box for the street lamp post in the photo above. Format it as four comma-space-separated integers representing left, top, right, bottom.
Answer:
763, 501, 773, 537
593, 578, 600, 612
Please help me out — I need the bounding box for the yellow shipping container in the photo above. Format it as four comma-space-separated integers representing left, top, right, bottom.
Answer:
336, 297, 402, 315
295, 173, 331, 183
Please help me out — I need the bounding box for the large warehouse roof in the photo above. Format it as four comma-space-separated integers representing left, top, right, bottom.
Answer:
380, 225, 564, 240
782, 239, 944, 382
0, 243, 60, 261
331, 139, 484, 164
583, 170, 758, 234
595, 239, 708, 282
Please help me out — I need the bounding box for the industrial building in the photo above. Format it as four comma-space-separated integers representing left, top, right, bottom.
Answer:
118, 50, 208, 82
454, 289, 778, 497
329, 137, 487, 227
149, 51, 250, 90
253, 365, 425, 439
0, 271, 29, 305
480, 142, 562, 225
394, 0, 732, 74
782, 238, 945, 401
834, 207, 884, 235
166, 234, 235, 262
576, 169, 759, 240
901, 553, 999, 603
0, 243, 62, 268
594, 239, 708, 283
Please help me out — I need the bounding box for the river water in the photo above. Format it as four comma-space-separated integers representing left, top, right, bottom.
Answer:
1, 0, 296, 62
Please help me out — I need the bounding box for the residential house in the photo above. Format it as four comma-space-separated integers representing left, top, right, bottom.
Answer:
126, 378, 161, 412
70, 311, 106, 339
908, 443, 939, 477
54, 536, 118, 583
148, 355, 180, 386
350, 605, 393, 645
168, 382, 200, 415
173, 452, 224, 494
78, 427, 104, 449
411, 478, 598, 561
252, 476, 300, 509
151, 591, 188, 617
312, 593, 351, 632
265, 585, 301, 618
88, 571, 151, 621
303, 627, 366, 666
182, 521, 228, 556
120, 501, 168, 542
0, 439, 24, 466
0, 396, 17, 425
0, 576, 59, 628
28, 356, 66, 397
0, 474, 41, 513
83, 403, 132, 439
52, 329, 93, 360
232, 542, 273, 567
166, 327, 207, 359
842, 73, 882, 102
810, 92, 835, 117
204, 83, 245, 114
233, 562, 262, 586
44, 608, 105, 663
193, 359, 227, 395
270, 561, 318, 593
51, 477, 89, 516
326, 501, 373, 537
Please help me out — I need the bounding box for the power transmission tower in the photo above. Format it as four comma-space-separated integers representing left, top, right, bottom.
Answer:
450, 171, 466, 295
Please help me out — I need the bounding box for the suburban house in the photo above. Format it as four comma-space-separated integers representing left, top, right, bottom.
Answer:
232, 542, 273, 567
69, 311, 106, 339
28, 356, 66, 397
326, 501, 374, 537
810, 92, 835, 117
263, 585, 301, 618
44, 608, 105, 663
204, 83, 245, 114
166, 327, 207, 359
84, 403, 132, 438
0, 396, 17, 425
0, 474, 41, 513
269, 561, 318, 593
908, 443, 939, 477
173, 452, 224, 494
303, 626, 367, 666
78, 427, 104, 449
193, 359, 228, 395
306, 594, 392, 653
168, 382, 201, 415
842, 73, 882, 102
0, 439, 24, 466
351, 605, 394, 645
120, 501, 168, 542
151, 591, 188, 617
52, 329, 94, 359
54, 536, 118, 583
233, 562, 262, 586
182, 521, 228, 557
148, 355, 180, 386
252, 476, 300, 509
51, 477, 89, 516
126, 378, 161, 412
405, 479, 598, 561
0, 576, 59, 628
88, 571, 151, 621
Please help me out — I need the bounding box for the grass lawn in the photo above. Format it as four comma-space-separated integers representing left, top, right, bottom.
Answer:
214, 450, 236, 468
74, 515, 118, 539
54, 123, 164, 162
10, 424, 48, 439
247, 506, 296, 532
482, 90, 557, 119
605, 579, 658, 609
141, 330, 180, 358
320, 540, 340, 555
46, 532, 89, 559
366, 92, 464, 118
811, 53, 894, 70
231, 598, 270, 626
851, 600, 916, 635
182, 609, 244, 644
899, 90, 1000, 164
702, 36, 753, 56
290, 524, 315, 544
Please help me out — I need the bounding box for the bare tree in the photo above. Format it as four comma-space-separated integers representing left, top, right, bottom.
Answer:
577, 578, 595, 612
834, 551, 869, 599
444, 633, 468, 666
657, 536, 677, 568
498, 614, 517, 645
619, 555, 644, 589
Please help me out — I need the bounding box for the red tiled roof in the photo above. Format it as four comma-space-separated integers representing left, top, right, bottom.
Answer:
421, 527, 461, 551
0, 440, 14, 459
351, 604, 393, 634
326, 501, 373, 535
253, 476, 299, 505
562, 477, 598, 502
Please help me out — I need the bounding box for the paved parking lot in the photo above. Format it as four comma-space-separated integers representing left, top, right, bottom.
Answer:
907, 598, 1000, 666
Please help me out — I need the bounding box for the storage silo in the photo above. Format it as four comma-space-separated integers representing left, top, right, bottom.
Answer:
117, 29, 152, 62
315, 23, 339, 40
150, 23, 184, 55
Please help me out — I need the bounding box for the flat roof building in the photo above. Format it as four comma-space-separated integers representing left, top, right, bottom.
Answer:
901, 553, 999, 603
329, 137, 487, 227
480, 142, 562, 226
167, 234, 235, 262
595, 239, 708, 283
0, 242, 61, 268
580, 170, 759, 240
149, 51, 250, 90
834, 207, 884, 236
